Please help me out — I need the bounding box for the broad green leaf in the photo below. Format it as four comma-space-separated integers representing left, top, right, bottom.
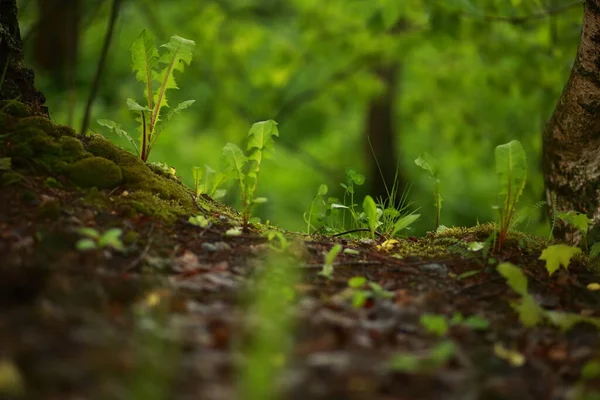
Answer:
514, 294, 543, 327
414, 152, 436, 176
497, 262, 528, 296
391, 213, 420, 236
76, 239, 97, 251
539, 244, 582, 276
495, 140, 527, 222
223, 143, 248, 186
556, 211, 590, 234
0, 157, 10, 171
363, 195, 379, 238
130, 29, 158, 105
247, 120, 279, 153
420, 314, 449, 337
97, 119, 139, 155
317, 184, 328, 196
348, 276, 367, 288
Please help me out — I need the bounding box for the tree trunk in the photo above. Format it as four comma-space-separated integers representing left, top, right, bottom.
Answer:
364, 63, 404, 203
0, 0, 46, 113
542, 0, 600, 244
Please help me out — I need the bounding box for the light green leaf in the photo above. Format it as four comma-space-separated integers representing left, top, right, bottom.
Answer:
468, 241, 485, 251
414, 152, 436, 177
462, 316, 490, 330
497, 262, 528, 296
591, 242, 600, 259
420, 314, 449, 337
126, 98, 152, 112
317, 184, 328, 196
324, 244, 343, 266
556, 211, 590, 234
130, 29, 158, 104
97, 119, 139, 155
391, 213, 420, 236
539, 244, 582, 276
99, 228, 124, 251
247, 120, 279, 152
0, 157, 11, 171
76, 239, 97, 251
225, 227, 243, 236
77, 227, 100, 239
363, 195, 379, 238
189, 215, 210, 228
514, 295, 543, 327
223, 143, 248, 185
348, 276, 367, 288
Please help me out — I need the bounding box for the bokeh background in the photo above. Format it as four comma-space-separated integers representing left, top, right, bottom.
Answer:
16, 0, 583, 234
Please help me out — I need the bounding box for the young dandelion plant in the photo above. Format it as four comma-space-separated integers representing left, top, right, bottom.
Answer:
223, 120, 279, 227
98, 30, 195, 162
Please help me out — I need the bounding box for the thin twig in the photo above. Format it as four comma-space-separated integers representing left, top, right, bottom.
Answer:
80, 0, 123, 135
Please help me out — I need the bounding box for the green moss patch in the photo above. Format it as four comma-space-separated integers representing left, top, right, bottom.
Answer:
68, 157, 123, 189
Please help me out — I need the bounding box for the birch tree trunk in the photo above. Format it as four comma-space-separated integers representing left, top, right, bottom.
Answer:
543, 0, 600, 244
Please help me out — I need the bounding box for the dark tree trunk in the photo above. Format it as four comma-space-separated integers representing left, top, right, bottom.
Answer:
364, 63, 404, 203
33, 0, 80, 88
0, 0, 46, 113
543, 0, 600, 244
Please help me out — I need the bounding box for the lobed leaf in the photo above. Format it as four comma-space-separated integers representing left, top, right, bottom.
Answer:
539, 244, 582, 276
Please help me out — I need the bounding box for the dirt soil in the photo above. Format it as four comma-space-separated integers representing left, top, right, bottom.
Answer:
1, 106, 600, 400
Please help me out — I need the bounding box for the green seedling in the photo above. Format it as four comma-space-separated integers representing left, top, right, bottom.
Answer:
192, 165, 228, 200
319, 244, 342, 279
420, 312, 489, 337
188, 215, 210, 228
98, 30, 195, 162
494, 140, 527, 251
497, 262, 543, 327
305, 184, 328, 234
76, 227, 125, 252
263, 230, 289, 252
340, 168, 365, 227
389, 340, 456, 373
346, 276, 394, 308
362, 195, 381, 239
223, 120, 279, 227
414, 152, 443, 230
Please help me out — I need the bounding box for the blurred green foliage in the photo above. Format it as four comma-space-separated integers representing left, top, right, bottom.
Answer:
17, 0, 582, 234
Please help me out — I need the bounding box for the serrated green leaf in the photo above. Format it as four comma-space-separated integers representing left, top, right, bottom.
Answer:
539, 244, 582, 276
247, 120, 279, 152
223, 143, 248, 186
130, 29, 158, 105
126, 98, 152, 112
97, 119, 139, 155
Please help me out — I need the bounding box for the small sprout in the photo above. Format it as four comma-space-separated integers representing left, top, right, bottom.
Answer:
497, 262, 543, 327
494, 343, 525, 367
76, 227, 125, 252
225, 227, 243, 236
343, 248, 360, 256
305, 184, 328, 234
456, 270, 480, 280
346, 276, 394, 308
188, 215, 210, 228
389, 340, 455, 373
467, 241, 485, 252
263, 230, 289, 251
319, 244, 342, 279
414, 152, 443, 230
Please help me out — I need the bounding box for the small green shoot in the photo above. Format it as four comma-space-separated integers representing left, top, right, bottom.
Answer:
414, 152, 443, 230
98, 30, 195, 161
539, 244, 582, 276
363, 195, 380, 239
346, 276, 394, 308
223, 120, 279, 227
305, 184, 328, 234
497, 262, 543, 327
389, 340, 456, 373
188, 215, 210, 228
76, 227, 125, 252
319, 244, 342, 279
340, 168, 365, 227
420, 312, 489, 337
494, 140, 527, 251
420, 314, 449, 337
192, 165, 228, 200
263, 230, 289, 252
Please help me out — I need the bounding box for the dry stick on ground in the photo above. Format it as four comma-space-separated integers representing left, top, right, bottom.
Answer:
80, 0, 122, 135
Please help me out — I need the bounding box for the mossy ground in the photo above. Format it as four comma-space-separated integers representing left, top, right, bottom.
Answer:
1, 101, 599, 400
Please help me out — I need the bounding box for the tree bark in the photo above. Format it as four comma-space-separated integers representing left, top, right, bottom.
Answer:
364, 63, 404, 203
543, 0, 600, 244
0, 0, 46, 113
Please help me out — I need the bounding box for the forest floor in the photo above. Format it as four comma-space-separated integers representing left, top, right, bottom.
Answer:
1, 105, 600, 400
